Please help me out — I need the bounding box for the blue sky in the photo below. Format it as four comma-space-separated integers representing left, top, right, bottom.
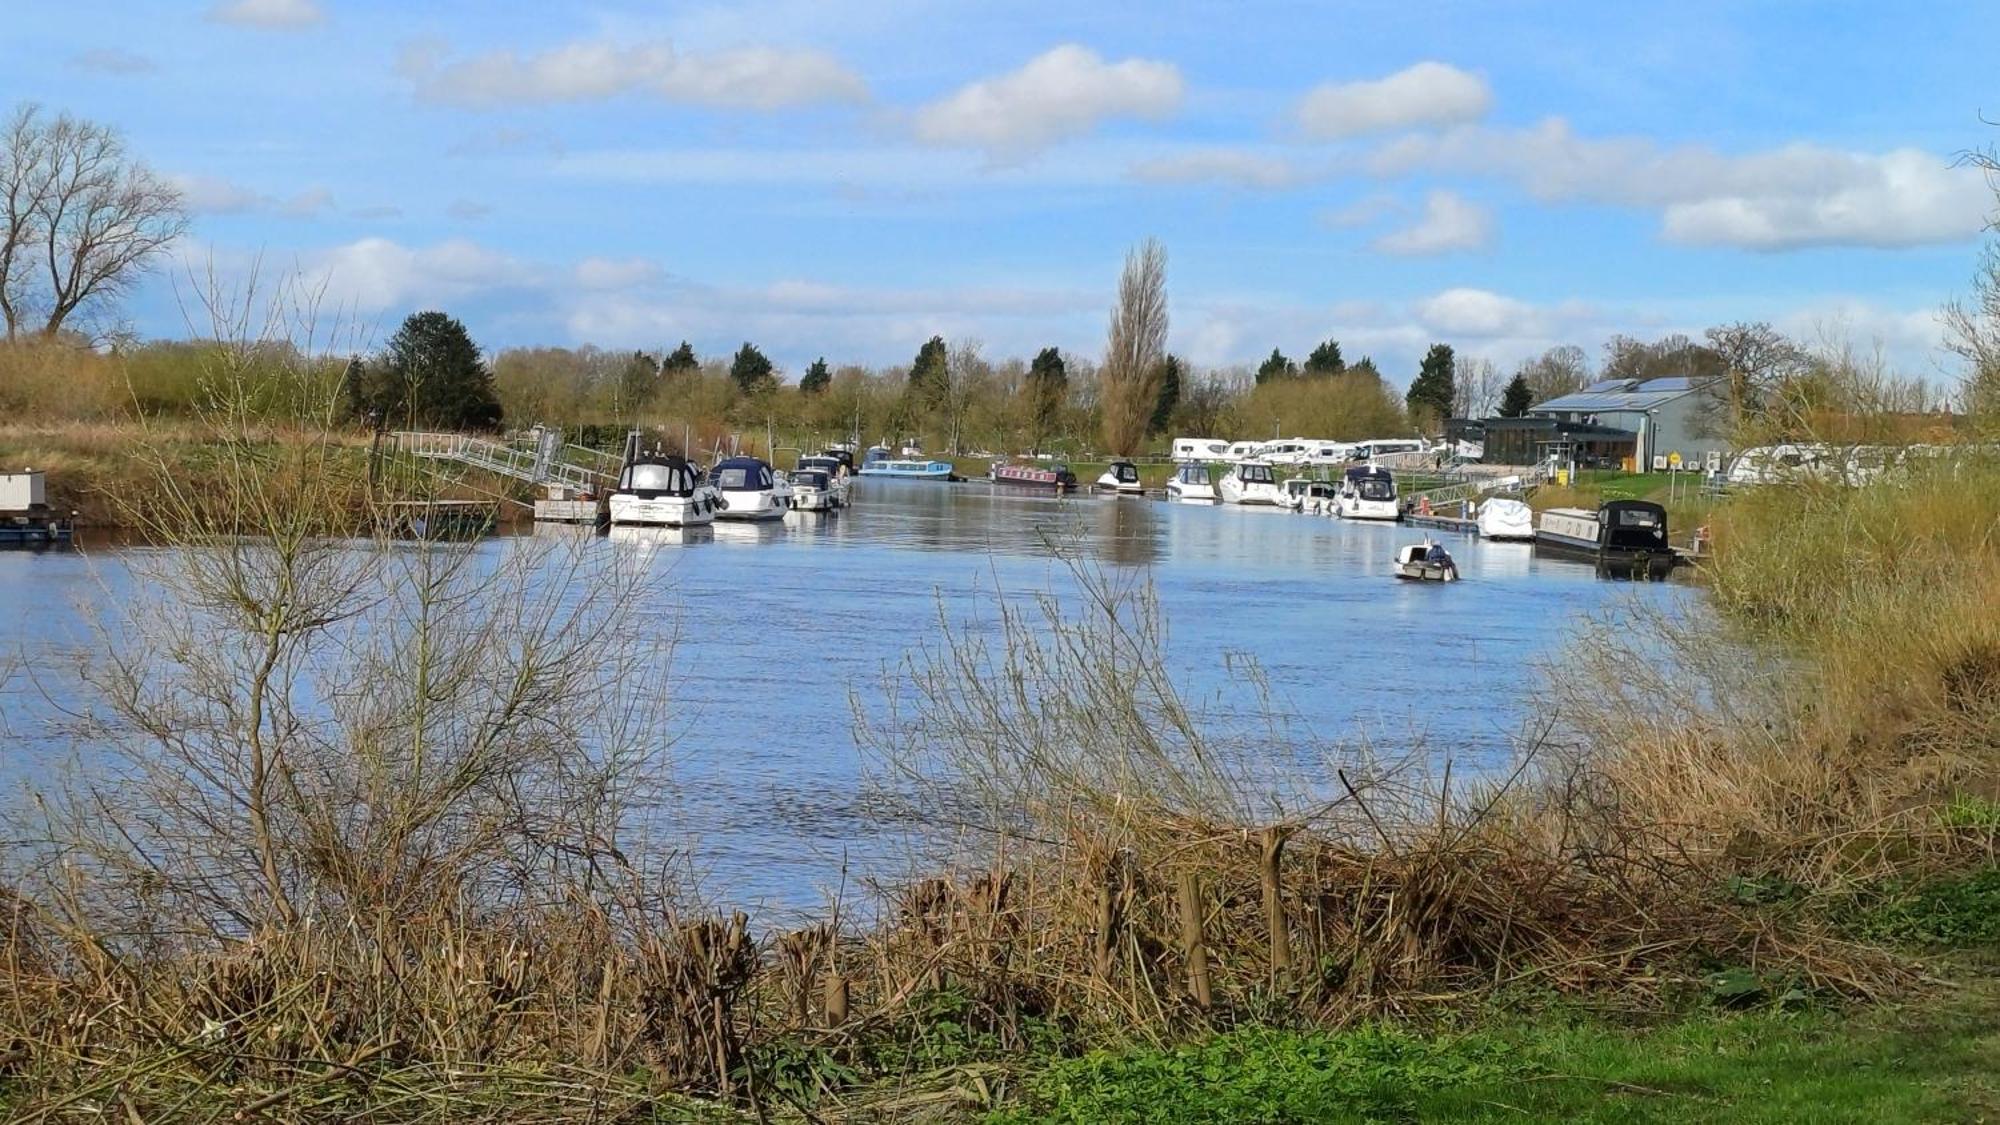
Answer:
9, 0, 1998, 385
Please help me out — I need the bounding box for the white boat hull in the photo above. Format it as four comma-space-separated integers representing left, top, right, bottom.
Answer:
609, 492, 716, 527
1218, 479, 1283, 505
716, 487, 793, 521
1339, 498, 1401, 520
1165, 482, 1217, 502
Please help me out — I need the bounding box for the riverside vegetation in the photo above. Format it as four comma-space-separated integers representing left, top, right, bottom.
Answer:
0, 285, 1998, 1122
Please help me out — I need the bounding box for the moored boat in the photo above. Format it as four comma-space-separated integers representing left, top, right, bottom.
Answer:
991, 460, 1077, 491
857, 457, 956, 480
787, 468, 841, 512
1217, 459, 1283, 505
709, 456, 794, 521
1165, 461, 1217, 502
609, 455, 719, 528
1475, 497, 1535, 541
1534, 499, 1678, 579
1095, 460, 1144, 493
1336, 465, 1401, 521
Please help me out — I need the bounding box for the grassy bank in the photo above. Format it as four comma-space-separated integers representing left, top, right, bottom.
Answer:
4, 430, 1999, 1121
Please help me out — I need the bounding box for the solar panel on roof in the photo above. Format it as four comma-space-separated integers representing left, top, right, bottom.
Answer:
1637, 377, 1694, 392
1583, 379, 1627, 393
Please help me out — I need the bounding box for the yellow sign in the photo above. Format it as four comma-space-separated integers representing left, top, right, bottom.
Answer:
1668, 451, 1683, 469
1557, 468, 1570, 486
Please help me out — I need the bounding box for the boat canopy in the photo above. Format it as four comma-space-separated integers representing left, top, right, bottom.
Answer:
798, 456, 842, 473
1236, 462, 1274, 484
1108, 461, 1140, 482
1600, 499, 1669, 549
620, 456, 699, 496
1175, 463, 1210, 485
710, 456, 775, 491
792, 469, 830, 489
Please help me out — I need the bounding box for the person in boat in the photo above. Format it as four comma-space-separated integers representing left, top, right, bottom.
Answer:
1423, 540, 1458, 579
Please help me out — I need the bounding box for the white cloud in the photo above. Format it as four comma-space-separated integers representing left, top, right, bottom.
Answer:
574, 257, 663, 290
70, 48, 156, 75
913, 44, 1183, 155
207, 0, 323, 29
401, 38, 867, 111
1415, 288, 1542, 337
1371, 118, 1991, 250
169, 173, 335, 218
1372, 190, 1492, 254
1295, 61, 1490, 140
1127, 147, 1310, 189
305, 237, 538, 313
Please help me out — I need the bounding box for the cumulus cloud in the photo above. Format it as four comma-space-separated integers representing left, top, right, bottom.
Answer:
1372, 190, 1492, 254
913, 44, 1183, 155
70, 48, 156, 75
305, 237, 539, 313
1126, 147, 1311, 189
1371, 117, 1990, 250
1415, 287, 1543, 336
401, 38, 867, 111
1296, 61, 1490, 140
169, 173, 335, 218
207, 0, 323, 29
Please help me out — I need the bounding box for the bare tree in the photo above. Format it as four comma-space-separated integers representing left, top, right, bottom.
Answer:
0, 103, 186, 340
1099, 238, 1168, 457
1516, 344, 1592, 404
1705, 321, 1806, 429
1452, 353, 1501, 418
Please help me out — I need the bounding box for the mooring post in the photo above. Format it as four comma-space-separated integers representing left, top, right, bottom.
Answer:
1261, 826, 1292, 982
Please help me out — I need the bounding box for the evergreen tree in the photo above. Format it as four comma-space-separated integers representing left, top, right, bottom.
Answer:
1348, 356, 1383, 383
1498, 372, 1535, 417
907, 335, 949, 408
1256, 348, 1297, 384
662, 340, 699, 375
1304, 338, 1345, 376
729, 342, 775, 394
1405, 343, 1457, 428
1025, 346, 1067, 448
362, 310, 502, 430
799, 356, 831, 395
1150, 353, 1182, 435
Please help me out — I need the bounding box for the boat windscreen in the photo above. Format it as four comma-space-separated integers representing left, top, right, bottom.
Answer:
712, 465, 773, 490
1356, 478, 1395, 500
624, 463, 692, 493
1239, 465, 1273, 484
793, 470, 829, 488
1178, 464, 1210, 484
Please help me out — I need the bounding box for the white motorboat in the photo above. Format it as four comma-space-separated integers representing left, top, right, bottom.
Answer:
1395, 539, 1460, 582
1096, 460, 1144, 494
1476, 497, 1535, 541
1278, 478, 1337, 513
1336, 464, 1401, 521
1217, 459, 1284, 506
795, 455, 851, 506
608, 455, 720, 528
1165, 461, 1217, 502
787, 468, 842, 512
709, 456, 794, 521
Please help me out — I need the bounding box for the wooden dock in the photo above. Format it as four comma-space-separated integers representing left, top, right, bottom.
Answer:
1403, 513, 1477, 535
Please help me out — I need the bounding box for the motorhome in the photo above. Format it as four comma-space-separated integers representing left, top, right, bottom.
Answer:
1171, 437, 1234, 462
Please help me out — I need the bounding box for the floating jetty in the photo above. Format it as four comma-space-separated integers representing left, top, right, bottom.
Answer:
0, 471, 73, 547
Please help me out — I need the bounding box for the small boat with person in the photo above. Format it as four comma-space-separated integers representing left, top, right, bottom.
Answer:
1165, 461, 1217, 502
609, 454, 720, 528
990, 460, 1077, 491
709, 456, 794, 521
1534, 499, 1679, 579
1095, 460, 1144, 494
1336, 465, 1401, 521
1395, 538, 1460, 582
1217, 459, 1284, 506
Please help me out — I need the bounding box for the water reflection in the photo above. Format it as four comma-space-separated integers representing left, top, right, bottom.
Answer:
0, 482, 1686, 911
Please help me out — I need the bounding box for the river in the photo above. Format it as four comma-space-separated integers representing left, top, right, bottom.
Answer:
0, 480, 1689, 915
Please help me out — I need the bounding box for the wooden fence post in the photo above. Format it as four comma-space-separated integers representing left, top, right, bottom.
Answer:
1261, 826, 1292, 982
1177, 869, 1212, 1010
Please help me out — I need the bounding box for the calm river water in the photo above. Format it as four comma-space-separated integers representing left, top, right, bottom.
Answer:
0, 481, 1689, 914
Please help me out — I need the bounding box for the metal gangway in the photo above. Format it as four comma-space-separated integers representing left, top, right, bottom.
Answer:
391, 426, 621, 492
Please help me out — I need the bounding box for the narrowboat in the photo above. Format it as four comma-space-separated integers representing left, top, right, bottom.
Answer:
990, 461, 1077, 491
1534, 499, 1679, 579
